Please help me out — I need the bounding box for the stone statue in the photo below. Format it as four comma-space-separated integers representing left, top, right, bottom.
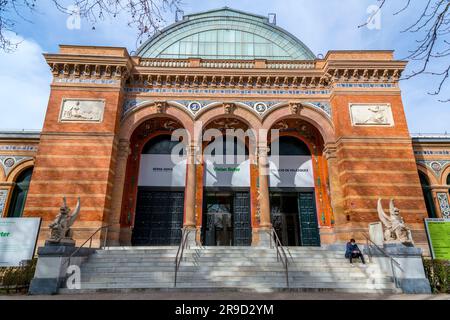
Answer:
47, 197, 81, 244
377, 198, 413, 245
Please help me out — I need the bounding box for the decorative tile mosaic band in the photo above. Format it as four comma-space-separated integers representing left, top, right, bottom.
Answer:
55, 78, 120, 85
0, 156, 33, 177
0, 189, 7, 215
0, 145, 38, 152
414, 150, 450, 156
417, 160, 450, 175
335, 83, 396, 89
437, 193, 450, 219
124, 87, 332, 96
122, 99, 332, 119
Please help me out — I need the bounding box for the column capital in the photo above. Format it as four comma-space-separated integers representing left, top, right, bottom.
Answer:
117, 139, 131, 158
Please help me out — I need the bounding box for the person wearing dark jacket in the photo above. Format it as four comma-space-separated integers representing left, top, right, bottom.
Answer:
345, 239, 366, 265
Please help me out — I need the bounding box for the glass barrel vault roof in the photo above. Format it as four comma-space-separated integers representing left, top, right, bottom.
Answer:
137, 8, 316, 60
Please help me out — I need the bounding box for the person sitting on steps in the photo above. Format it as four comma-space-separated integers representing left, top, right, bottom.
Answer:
345, 238, 366, 266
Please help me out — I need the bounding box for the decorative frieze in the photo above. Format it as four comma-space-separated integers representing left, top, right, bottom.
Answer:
350, 104, 394, 126
0, 145, 38, 152
59, 99, 105, 123
437, 193, 450, 218
122, 99, 332, 119
124, 86, 331, 96
48, 63, 130, 84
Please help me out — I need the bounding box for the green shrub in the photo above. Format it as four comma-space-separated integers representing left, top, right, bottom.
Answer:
423, 259, 450, 294
0, 259, 37, 294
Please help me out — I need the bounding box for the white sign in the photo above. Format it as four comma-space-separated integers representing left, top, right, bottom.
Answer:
138, 154, 187, 187
350, 104, 394, 126
0, 218, 41, 267
269, 156, 314, 188
204, 156, 251, 187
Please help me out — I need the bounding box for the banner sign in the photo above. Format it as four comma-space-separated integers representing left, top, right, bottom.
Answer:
138, 154, 187, 187
0, 218, 41, 267
424, 218, 450, 260
204, 157, 251, 187
269, 156, 314, 188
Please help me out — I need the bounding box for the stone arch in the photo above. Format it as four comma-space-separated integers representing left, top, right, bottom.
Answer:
262, 103, 335, 145
417, 163, 440, 186
6, 159, 35, 183
440, 163, 450, 186
120, 102, 195, 141
195, 103, 262, 142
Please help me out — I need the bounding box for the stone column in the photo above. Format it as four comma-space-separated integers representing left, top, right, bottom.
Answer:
183, 143, 197, 245
257, 145, 272, 246
107, 139, 130, 246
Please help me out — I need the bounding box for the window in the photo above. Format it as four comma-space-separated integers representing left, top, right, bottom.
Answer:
270, 136, 311, 156
142, 135, 185, 155
7, 167, 33, 218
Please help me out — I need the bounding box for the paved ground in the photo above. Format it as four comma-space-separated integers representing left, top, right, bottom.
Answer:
0, 291, 449, 300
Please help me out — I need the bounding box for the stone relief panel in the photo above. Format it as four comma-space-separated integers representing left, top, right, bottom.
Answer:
350, 104, 394, 126
0, 190, 7, 216
437, 193, 450, 219
60, 99, 105, 123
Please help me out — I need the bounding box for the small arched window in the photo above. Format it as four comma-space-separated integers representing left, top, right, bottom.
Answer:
7, 167, 33, 218
447, 173, 450, 186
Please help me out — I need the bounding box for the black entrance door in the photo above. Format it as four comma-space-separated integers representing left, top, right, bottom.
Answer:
202, 191, 251, 246
298, 192, 321, 246
233, 192, 252, 246
132, 190, 184, 246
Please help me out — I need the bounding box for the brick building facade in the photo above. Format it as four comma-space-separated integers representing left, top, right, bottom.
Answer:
0, 8, 449, 252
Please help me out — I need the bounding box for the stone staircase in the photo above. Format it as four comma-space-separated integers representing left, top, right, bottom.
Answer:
60, 246, 401, 294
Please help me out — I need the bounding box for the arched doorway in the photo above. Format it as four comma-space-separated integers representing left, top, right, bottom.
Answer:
201, 120, 253, 246
269, 136, 320, 246
120, 117, 188, 246
419, 171, 436, 218
7, 167, 33, 218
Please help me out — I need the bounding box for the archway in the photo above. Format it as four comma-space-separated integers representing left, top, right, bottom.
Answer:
268, 135, 320, 246
7, 167, 33, 218
200, 117, 254, 246
266, 118, 333, 246
120, 117, 188, 246
419, 171, 437, 218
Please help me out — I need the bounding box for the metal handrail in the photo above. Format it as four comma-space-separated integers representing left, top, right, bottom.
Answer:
267, 228, 290, 288
174, 228, 193, 287
65, 225, 111, 267
362, 233, 403, 288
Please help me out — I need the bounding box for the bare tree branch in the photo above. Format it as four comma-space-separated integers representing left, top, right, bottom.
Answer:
0, 0, 181, 52
361, 0, 450, 102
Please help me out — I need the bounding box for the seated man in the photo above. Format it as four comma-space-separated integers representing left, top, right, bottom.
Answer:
345, 239, 366, 266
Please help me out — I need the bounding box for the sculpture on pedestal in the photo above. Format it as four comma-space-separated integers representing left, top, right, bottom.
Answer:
47, 197, 81, 244
377, 198, 413, 245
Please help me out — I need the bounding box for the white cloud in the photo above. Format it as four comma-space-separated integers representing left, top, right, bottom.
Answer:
0, 34, 51, 130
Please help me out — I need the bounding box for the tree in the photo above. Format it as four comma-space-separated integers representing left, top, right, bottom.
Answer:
361, 0, 450, 102
0, 0, 181, 52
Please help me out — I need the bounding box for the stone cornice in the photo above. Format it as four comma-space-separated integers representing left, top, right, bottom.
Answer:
44, 53, 133, 84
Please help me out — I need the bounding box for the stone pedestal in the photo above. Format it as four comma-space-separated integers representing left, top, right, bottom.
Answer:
255, 228, 272, 247
29, 242, 95, 295
365, 243, 432, 294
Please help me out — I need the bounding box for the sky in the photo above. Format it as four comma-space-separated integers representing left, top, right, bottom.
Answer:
0, 0, 448, 133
